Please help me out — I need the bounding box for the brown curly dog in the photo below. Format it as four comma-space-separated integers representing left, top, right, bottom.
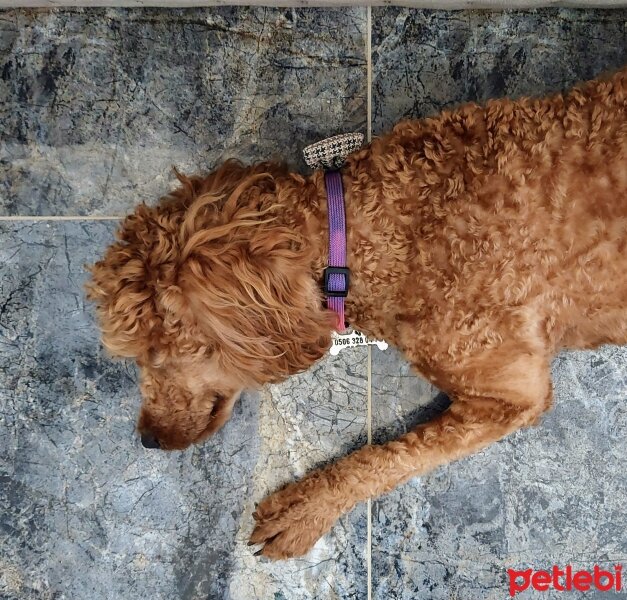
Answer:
87, 67, 627, 559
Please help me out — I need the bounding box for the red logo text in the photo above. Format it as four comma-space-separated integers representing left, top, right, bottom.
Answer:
507, 565, 623, 597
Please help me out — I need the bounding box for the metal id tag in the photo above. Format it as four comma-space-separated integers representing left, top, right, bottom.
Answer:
329, 330, 388, 356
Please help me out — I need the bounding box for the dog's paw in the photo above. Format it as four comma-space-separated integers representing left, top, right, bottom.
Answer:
248, 474, 341, 559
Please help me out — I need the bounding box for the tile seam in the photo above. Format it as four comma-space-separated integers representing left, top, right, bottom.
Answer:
366, 5, 373, 144
366, 6, 373, 600
367, 347, 373, 600
0, 216, 123, 221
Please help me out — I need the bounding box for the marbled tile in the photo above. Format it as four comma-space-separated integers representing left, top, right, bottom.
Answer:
501, 349, 627, 563
0, 221, 368, 600
370, 8, 627, 598
370, 347, 439, 446
0, 7, 367, 216
371, 346, 627, 599
228, 350, 368, 600
371, 349, 509, 600
372, 8, 627, 134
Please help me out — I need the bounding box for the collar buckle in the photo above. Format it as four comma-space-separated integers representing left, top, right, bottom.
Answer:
323, 266, 350, 298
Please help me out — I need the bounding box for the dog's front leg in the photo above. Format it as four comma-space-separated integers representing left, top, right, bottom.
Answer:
250, 353, 551, 559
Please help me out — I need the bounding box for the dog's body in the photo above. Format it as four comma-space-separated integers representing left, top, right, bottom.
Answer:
88, 67, 627, 559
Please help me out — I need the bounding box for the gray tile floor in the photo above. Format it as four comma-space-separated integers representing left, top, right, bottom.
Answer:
1, 7, 626, 600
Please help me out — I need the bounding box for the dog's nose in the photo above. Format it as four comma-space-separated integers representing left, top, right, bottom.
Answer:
141, 433, 161, 449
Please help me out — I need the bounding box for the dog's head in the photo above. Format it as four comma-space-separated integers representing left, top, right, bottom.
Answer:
87, 160, 334, 450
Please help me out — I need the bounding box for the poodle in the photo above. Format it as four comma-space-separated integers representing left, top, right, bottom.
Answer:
87, 67, 627, 559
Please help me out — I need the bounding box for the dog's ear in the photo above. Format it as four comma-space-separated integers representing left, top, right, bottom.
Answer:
85, 161, 254, 361
174, 168, 335, 383
86, 204, 172, 359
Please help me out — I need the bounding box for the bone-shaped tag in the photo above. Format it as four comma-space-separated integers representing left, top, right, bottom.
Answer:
329, 330, 388, 356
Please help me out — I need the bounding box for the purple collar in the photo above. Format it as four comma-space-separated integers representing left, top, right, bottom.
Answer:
322, 171, 349, 332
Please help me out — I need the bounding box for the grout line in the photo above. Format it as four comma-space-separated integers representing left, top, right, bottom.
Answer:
366, 5, 373, 144
367, 346, 373, 600
0, 215, 123, 221
366, 7, 373, 600
367, 349, 372, 443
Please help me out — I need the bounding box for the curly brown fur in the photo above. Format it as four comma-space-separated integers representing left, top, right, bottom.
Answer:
87, 67, 627, 558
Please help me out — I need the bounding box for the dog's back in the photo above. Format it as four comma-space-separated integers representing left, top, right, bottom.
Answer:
511, 67, 627, 349
344, 67, 626, 354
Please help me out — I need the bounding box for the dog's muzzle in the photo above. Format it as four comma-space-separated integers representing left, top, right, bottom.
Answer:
141, 433, 161, 449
